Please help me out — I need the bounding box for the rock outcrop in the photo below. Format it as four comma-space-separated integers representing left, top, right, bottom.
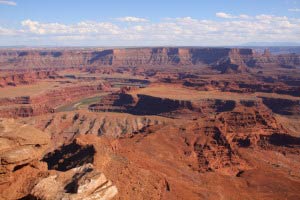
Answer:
30, 163, 118, 200
89, 91, 237, 119
21, 111, 172, 145
0, 119, 50, 176
42, 140, 96, 171
0, 129, 118, 200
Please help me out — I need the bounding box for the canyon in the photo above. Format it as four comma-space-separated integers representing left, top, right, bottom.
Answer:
0, 47, 300, 200
0, 47, 299, 71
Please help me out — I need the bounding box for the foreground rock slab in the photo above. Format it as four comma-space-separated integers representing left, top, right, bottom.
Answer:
31, 164, 118, 200
0, 119, 50, 176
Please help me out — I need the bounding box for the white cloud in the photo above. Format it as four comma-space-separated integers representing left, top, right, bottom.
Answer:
239, 14, 251, 19
216, 12, 251, 19
21, 19, 121, 35
216, 12, 236, 19
288, 8, 300, 12
0, 0, 16, 6
1, 13, 300, 46
116, 16, 148, 23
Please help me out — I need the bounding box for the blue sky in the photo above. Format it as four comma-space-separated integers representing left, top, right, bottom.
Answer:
0, 0, 299, 46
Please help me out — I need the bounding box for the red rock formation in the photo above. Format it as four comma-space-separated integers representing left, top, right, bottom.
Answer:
0, 48, 257, 71
0, 71, 57, 87
88, 92, 237, 119
0, 82, 110, 118
31, 82, 110, 108
0, 48, 299, 74
0, 126, 117, 200
262, 97, 300, 115
0, 47, 300, 199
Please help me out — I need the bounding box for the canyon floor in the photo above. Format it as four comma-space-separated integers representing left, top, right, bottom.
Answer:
0, 47, 300, 200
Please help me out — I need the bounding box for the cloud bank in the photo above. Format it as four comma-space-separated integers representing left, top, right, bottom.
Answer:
1, 13, 299, 46
116, 16, 149, 23
0, 0, 16, 6
216, 12, 250, 19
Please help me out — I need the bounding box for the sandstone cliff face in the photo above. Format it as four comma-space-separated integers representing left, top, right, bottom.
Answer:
0, 48, 254, 70
89, 92, 238, 119
182, 76, 300, 97
21, 111, 172, 146
0, 105, 45, 119
0, 71, 57, 87
253, 52, 300, 68
0, 48, 299, 74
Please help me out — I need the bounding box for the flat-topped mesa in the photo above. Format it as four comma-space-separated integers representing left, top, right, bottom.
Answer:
112, 47, 254, 66
252, 49, 300, 68
112, 48, 183, 66
210, 48, 255, 73
1, 47, 299, 74
229, 48, 254, 56
0, 47, 255, 68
